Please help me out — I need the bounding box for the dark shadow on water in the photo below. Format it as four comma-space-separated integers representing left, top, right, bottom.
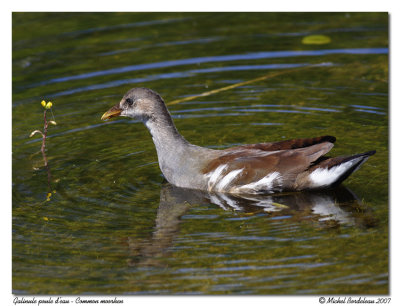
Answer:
127, 184, 376, 267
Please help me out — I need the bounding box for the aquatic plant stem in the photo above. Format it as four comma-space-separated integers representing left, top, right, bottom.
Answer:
31, 100, 56, 199
41, 109, 52, 193
166, 63, 328, 106
41, 110, 48, 166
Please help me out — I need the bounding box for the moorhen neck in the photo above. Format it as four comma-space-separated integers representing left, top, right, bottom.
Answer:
101, 87, 375, 195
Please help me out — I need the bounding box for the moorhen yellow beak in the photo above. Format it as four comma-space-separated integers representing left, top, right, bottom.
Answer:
101, 104, 122, 120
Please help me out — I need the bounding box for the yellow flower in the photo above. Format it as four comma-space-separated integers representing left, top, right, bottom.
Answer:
46, 192, 52, 201
41, 100, 46, 107
45, 102, 53, 109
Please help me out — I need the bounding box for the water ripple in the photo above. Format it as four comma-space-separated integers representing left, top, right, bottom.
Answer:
100, 37, 221, 56
61, 17, 190, 37
350, 104, 386, 115
50, 63, 310, 97
34, 47, 387, 87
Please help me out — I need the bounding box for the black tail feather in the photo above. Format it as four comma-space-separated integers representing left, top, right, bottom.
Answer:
331, 151, 375, 186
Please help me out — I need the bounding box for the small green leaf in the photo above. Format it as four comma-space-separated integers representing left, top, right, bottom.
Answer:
29, 130, 44, 137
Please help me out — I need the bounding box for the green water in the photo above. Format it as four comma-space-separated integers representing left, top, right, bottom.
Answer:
12, 12, 388, 294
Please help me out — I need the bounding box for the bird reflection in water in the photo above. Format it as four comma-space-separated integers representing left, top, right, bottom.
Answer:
126, 185, 376, 267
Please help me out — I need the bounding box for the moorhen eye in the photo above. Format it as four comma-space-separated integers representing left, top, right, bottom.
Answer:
125, 98, 134, 106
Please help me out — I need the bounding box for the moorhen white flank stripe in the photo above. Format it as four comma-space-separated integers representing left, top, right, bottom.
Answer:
101, 87, 375, 195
